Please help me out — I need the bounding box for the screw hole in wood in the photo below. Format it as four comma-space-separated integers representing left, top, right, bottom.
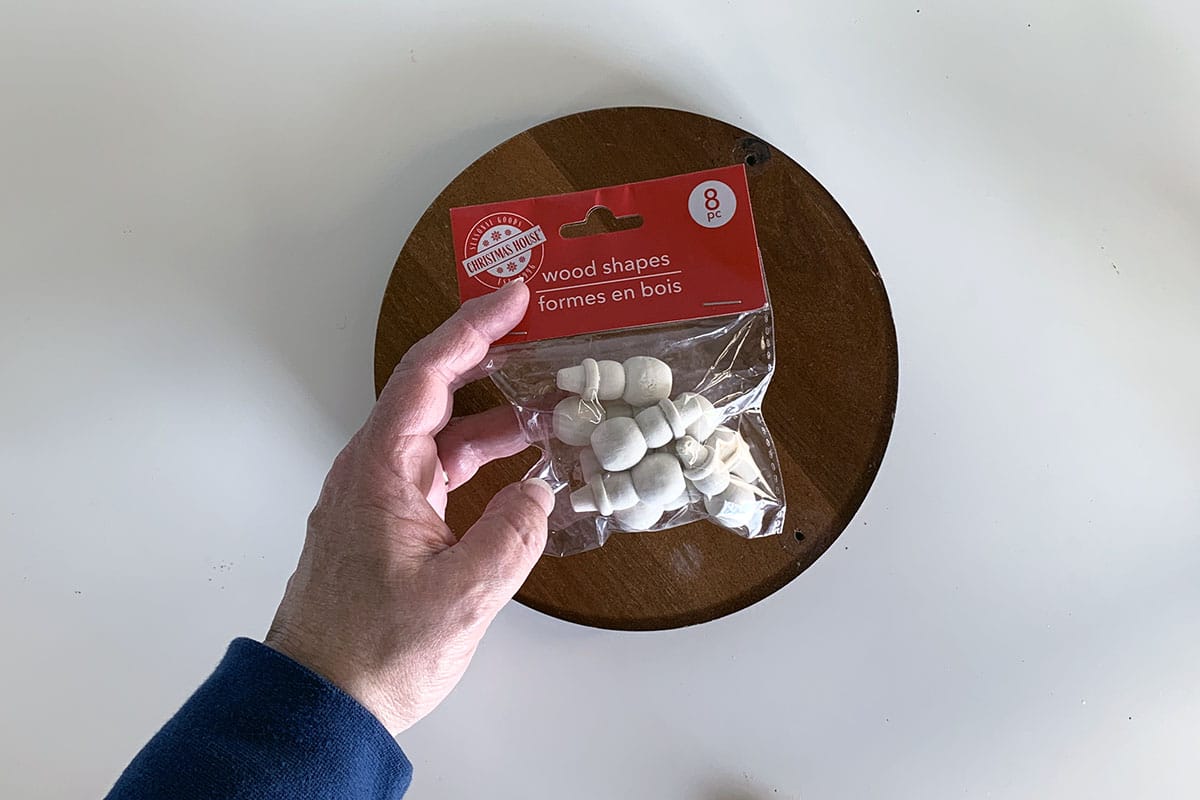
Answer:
735, 136, 771, 170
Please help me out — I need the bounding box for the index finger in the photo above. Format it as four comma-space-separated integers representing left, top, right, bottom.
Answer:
372, 279, 529, 441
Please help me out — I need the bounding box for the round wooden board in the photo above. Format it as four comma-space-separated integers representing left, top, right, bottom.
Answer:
375, 107, 897, 630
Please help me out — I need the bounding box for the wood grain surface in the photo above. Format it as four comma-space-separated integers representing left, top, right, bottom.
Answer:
375, 107, 897, 630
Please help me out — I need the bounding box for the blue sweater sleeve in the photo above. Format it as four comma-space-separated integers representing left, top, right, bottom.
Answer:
106, 638, 412, 799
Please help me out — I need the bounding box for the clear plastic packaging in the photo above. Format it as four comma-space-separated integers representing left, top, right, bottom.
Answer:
450, 165, 786, 555
487, 301, 785, 556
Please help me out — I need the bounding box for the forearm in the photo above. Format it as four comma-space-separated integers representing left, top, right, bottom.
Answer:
106, 638, 412, 800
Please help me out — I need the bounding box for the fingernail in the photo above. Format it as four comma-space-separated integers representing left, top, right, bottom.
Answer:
520, 478, 555, 514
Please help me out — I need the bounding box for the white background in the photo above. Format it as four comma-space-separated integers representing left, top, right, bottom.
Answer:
2, 1, 1198, 797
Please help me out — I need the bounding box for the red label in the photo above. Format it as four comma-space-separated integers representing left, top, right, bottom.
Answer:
450, 165, 766, 345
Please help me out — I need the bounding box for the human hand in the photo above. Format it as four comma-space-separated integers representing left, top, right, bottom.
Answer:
265, 280, 551, 735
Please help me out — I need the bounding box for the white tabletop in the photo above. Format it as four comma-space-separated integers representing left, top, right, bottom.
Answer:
3, 2, 1198, 797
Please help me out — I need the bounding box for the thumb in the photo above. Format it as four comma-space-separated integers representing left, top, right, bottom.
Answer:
450, 479, 553, 596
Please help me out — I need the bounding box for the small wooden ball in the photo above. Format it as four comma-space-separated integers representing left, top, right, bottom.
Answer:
631, 453, 686, 506
552, 396, 603, 447
590, 416, 648, 472
612, 500, 664, 531
662, 489, 693, 511
621, 356, 672, 407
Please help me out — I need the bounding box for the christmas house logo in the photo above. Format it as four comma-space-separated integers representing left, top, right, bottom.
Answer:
461, 212, 546, 288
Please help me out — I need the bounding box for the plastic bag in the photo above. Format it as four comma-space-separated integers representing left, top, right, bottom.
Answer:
451, 166, 785, 556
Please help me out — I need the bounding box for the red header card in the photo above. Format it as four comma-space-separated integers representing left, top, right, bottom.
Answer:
450, 165, 766, 345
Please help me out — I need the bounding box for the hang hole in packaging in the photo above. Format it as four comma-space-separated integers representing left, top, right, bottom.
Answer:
559, 205, 644, 239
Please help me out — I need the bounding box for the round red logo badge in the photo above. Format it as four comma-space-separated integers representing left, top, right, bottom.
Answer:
461, 213, 546, 289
